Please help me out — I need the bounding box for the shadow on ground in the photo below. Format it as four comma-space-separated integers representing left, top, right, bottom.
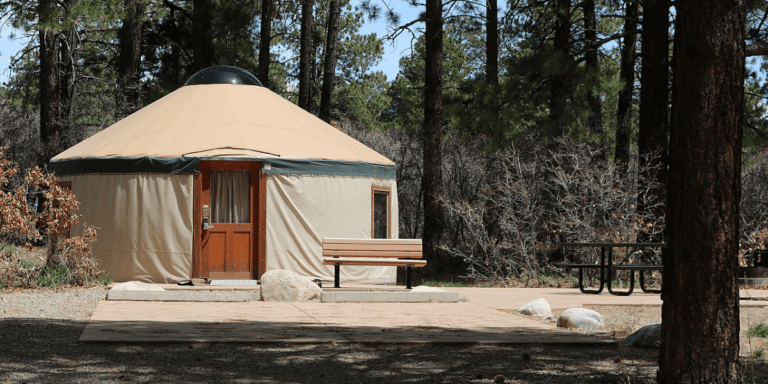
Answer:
0, 318, 675, 383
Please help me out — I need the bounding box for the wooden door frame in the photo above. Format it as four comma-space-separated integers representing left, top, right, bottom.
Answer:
193, 160, 267, 279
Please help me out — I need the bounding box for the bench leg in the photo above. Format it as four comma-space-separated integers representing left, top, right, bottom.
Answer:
406, 266, 412, 289
334, 264, 340, 288
639, 270, 662, 294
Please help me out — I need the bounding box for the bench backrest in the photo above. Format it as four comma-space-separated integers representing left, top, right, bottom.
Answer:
322, 238, 423, 259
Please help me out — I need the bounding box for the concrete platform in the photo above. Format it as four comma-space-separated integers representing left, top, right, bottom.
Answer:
80, 301, 612, 345
84, 286, 768, 345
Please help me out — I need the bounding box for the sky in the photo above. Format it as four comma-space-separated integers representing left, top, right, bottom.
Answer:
0, 3, 422, 85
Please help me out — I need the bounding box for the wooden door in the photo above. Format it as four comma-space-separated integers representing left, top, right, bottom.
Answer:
194, 161, 265, 279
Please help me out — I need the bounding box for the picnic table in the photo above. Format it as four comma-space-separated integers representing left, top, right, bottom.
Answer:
560, 242, 665, 296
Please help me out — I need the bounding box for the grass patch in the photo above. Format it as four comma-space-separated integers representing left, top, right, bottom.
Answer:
422, 279, 470, 287
98, 276, 113, 286
754, 348, 765, 358
38, 264, 71, 288
18, 259, 36, 270
0, 278, 6, 288
748, 323, 768, 338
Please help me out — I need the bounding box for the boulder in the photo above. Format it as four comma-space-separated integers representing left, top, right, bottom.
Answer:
111, 281, 165, 291
260, 270, 322, 302
556, 308, 604, 330
519, 298, 552, 317
623, 324, 661, 348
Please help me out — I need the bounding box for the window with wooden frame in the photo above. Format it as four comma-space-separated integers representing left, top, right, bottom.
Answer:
371, 186, 391, 239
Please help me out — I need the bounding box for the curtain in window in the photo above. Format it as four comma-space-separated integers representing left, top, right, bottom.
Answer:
211, 170, 250, 223
373, 192, 388, 239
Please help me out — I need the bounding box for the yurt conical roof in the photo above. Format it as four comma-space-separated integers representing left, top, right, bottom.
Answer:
50, 66, 395, 178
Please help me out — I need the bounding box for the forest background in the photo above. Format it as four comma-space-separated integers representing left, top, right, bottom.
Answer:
0, 0, 767, 284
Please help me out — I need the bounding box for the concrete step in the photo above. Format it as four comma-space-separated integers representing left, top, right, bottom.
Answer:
107, 290, 260, 302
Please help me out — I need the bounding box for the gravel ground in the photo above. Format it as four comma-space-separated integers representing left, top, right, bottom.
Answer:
0, 287, 766, 383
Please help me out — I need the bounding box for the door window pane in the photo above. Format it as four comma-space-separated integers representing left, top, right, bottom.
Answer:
211, 170, 250, 223
373, 192, 388, 239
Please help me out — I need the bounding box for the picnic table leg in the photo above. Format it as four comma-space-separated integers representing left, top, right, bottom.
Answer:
606, 247, 635, 296
639, 270, 662, 293
577, 247, 605, 294
334, 264, 340, 288
406, 266, 413, 289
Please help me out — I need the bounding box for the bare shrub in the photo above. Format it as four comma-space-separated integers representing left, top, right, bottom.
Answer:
740, 151, 768, 266
438, 136, 665, 283
0, 146, 103, 288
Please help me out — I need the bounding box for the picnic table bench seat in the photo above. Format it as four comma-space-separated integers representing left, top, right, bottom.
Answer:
322, 238, 426, 289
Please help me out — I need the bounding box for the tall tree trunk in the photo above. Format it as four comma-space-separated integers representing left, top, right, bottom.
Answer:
59, 21, 76, 149
485, 0, 498, 85
318, 0, 341, 123
298, 0, 313, 111
39, 0, 60, 166
637, 0, 669, 240
583, 0, 603, 139
258, 0, 273, 88
117, 0, 143, 118
422, 0, 445, 264
193, 0, 214, 72
547, 0, 570, 138
615, 0, 638, 168
659, 0, 745, 382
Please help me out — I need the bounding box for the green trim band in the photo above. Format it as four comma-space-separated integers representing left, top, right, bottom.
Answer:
49, 157, 396, 179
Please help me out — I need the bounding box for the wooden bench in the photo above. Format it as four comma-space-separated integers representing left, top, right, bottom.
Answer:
322, 238, 426, 289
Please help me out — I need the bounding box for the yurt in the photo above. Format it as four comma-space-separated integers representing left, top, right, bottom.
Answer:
49, 66, 398, 284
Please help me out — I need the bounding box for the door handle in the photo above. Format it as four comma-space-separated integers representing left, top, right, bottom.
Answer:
202, 205, 215, 230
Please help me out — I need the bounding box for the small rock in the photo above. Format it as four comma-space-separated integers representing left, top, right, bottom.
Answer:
519, 298, 552, 317
260, 270, 322, 302
110, 281, 165, 291
623, 324, 661, 349
542, 314, 558, 322
556, 308, 604, 330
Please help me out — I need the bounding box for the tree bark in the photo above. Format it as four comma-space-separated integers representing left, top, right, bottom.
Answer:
637, 0, 669, 237
583, 0, 603, 138
547, 0, 570, 138
485, 0, 498, 85
59, 21, 76, 149
192, 0, 215, 72
117, 0, 144, 117
298, 0, 313, 111
38, 0, 60, 166
659, 0, 745, 382
422, 0, 445, 264
615, 0, 638, 168
319, 0, 341, 123
258, 0, 273, 88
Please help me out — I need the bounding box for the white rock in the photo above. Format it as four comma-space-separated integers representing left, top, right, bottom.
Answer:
111, 281, 165, 291
556, 308, 604, 330
623, 324, 661, 348
519, 298, 552, 317
260, 270, 322, 302
412, 286, 446, 292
